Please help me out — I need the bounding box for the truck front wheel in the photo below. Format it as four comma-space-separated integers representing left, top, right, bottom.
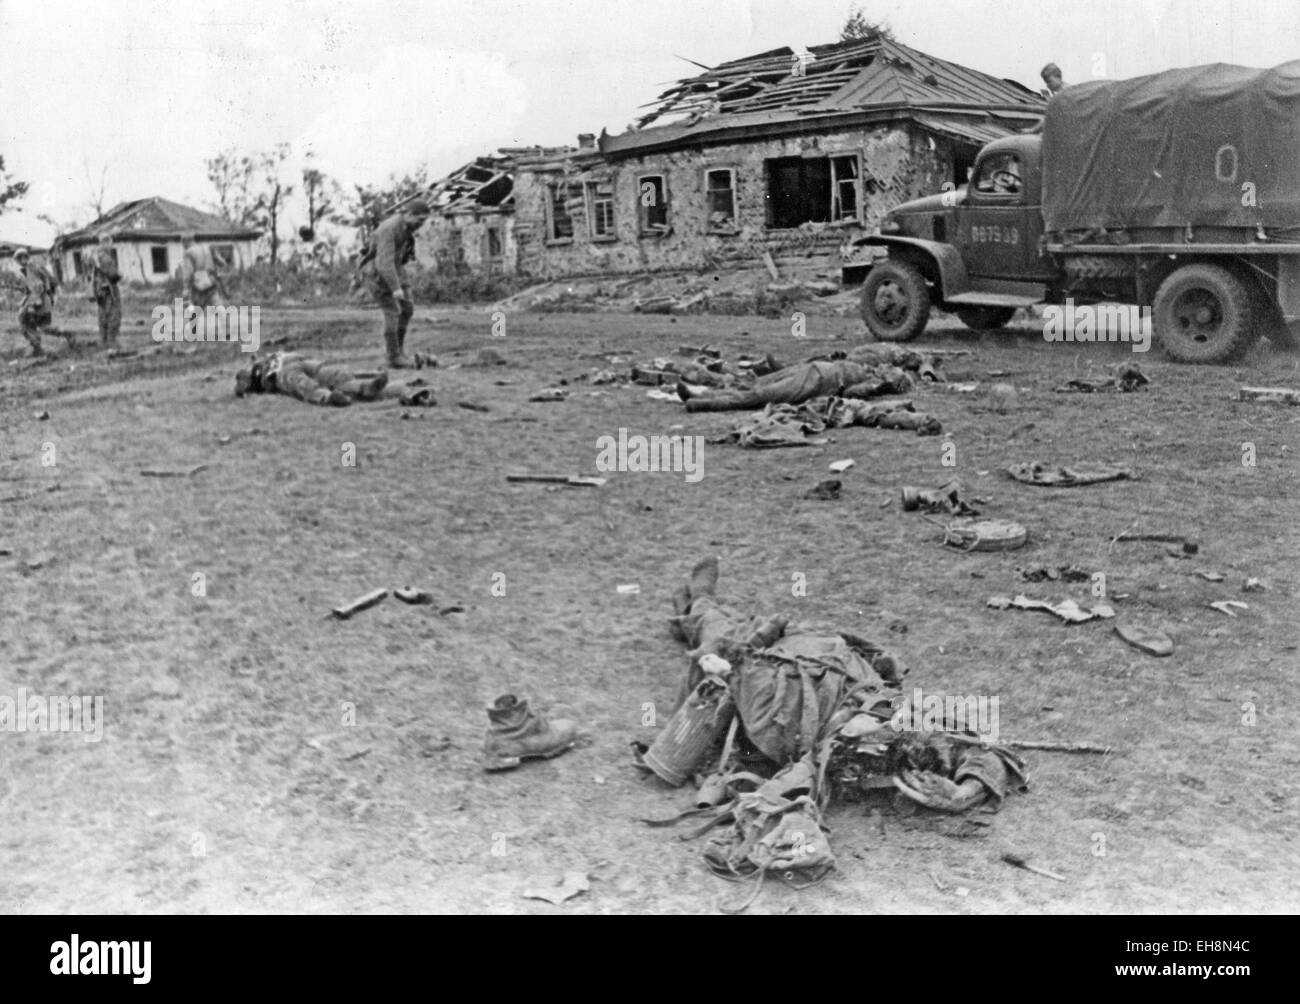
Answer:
860, 260, 930, 342
1152, 264, 1256, 363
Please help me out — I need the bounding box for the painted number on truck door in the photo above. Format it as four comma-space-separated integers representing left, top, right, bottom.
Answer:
969, 225, 1022, 245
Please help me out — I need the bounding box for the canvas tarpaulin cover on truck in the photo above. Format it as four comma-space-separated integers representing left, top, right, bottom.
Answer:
1042, 60, 1300, 235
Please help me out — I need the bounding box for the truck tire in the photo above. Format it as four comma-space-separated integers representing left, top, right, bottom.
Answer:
1152, 264, 1256, 363
954, 306, 1016, 330
860, 260, 930, 342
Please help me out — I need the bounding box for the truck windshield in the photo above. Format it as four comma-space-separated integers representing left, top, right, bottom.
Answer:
974, 153, 1022, 195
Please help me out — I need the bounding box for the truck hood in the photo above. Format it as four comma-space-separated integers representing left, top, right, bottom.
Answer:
892, 189, 965, 215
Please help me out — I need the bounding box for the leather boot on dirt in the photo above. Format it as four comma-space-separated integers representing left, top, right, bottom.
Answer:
482, 694, 577, 772
383, 328, 413, 369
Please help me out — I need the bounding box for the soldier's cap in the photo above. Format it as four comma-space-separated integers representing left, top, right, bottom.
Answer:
14, 247, 30, 260
405, 199, 431, 217
1041, 62, 1061, 77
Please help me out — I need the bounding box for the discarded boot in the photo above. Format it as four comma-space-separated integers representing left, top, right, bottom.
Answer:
482, 694, 577, 772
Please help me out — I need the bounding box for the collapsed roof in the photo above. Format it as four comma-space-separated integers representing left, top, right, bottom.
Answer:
603, 37, 1046, 156
407, 146, 583, 217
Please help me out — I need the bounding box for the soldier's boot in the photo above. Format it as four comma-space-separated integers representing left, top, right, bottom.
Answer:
482, 694, 577, 772
22, 328, 43, 358
384, 327, 413, 369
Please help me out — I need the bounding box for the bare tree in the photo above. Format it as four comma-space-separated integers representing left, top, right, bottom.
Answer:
841, 5, 895, 42
249, 143, 295, 270
82, 158, 111, 221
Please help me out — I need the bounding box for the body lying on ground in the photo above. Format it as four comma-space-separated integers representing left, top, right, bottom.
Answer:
234, 351, 435, 406
677, 345, 939, 412
635, 558, 1026, 897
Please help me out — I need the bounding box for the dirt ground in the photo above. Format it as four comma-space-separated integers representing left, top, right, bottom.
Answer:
1, 298, 1297, 915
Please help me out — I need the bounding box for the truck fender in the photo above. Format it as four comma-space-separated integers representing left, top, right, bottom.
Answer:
856, 235, 970, 300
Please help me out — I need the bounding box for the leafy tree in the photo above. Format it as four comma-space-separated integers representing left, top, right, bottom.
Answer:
346, 165, 432, 241
0, 155, 29, 215
205, 149, 258, 227
841, 6, 895, 42
300, 153, 342, 241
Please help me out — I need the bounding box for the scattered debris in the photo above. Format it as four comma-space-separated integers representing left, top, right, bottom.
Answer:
828, 459, 854, 474
1007, 461, 1134, 486
988, 383, 1018, 412
1054, 363, 1149, 393
1019, 565, 1090, 583
521, 871, 590, 906
467, 347, 508, 367
24, 552, 55, 571
944, 519, 1027, 552
34, 410, 50, 420
1114, 623, 1174, 657
456, 400, 491, 412
331, 588, 389, 620
413, 351, 438, 369
394, 587, 434, 605
645, 389, 680, 402
987, 594, 1114, 622
1243, 577, 1266, 592
507, 474, 606, 488
901, 480, 979, 516
804, 478, 842, 500
1007, 740, 1113, 755
1237, 386, 1300, 405
616, 583, 641, 595
140, 464, 208, 478
1209, 600, 1248, 617
1001, 853, 1066, 882
1112, 531, 1198, 555
1196, 570, 1225, 582
529, 388, 569, 403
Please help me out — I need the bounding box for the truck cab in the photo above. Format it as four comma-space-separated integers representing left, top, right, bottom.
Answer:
876, 134, 1052, 283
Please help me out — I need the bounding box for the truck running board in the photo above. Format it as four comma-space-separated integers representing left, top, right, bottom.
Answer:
944, 290, 1044, 308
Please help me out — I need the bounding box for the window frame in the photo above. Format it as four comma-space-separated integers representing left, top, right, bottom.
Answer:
585, 181, 617, 242
545, 179, 582, 245
484, 226, 504, 260
704, 167, 739, 234
830, 155, 862, 223
150, 245, 169, 275
636, 173, 670, 237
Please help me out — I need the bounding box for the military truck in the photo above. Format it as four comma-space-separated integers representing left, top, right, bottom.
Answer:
850, 60, 1300, 362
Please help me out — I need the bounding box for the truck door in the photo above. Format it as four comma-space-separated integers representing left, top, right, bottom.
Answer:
954, 150, 1048, 281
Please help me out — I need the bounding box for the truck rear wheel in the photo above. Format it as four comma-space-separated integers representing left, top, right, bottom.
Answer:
1152, 264, 1255, 363
860, 260, 930, 342
954, 306, 1016, 330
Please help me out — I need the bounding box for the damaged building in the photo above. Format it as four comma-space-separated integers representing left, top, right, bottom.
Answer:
507, 37, 1045, 280
412, 147, 574, 276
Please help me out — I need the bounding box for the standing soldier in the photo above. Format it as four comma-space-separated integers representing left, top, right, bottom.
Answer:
12, 248, 62, 357
91, 233, 122, 347
360, 199, 431, 368
180, 233, 225, 339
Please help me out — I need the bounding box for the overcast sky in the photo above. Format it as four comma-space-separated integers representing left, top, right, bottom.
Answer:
1, 0, 1295, 232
